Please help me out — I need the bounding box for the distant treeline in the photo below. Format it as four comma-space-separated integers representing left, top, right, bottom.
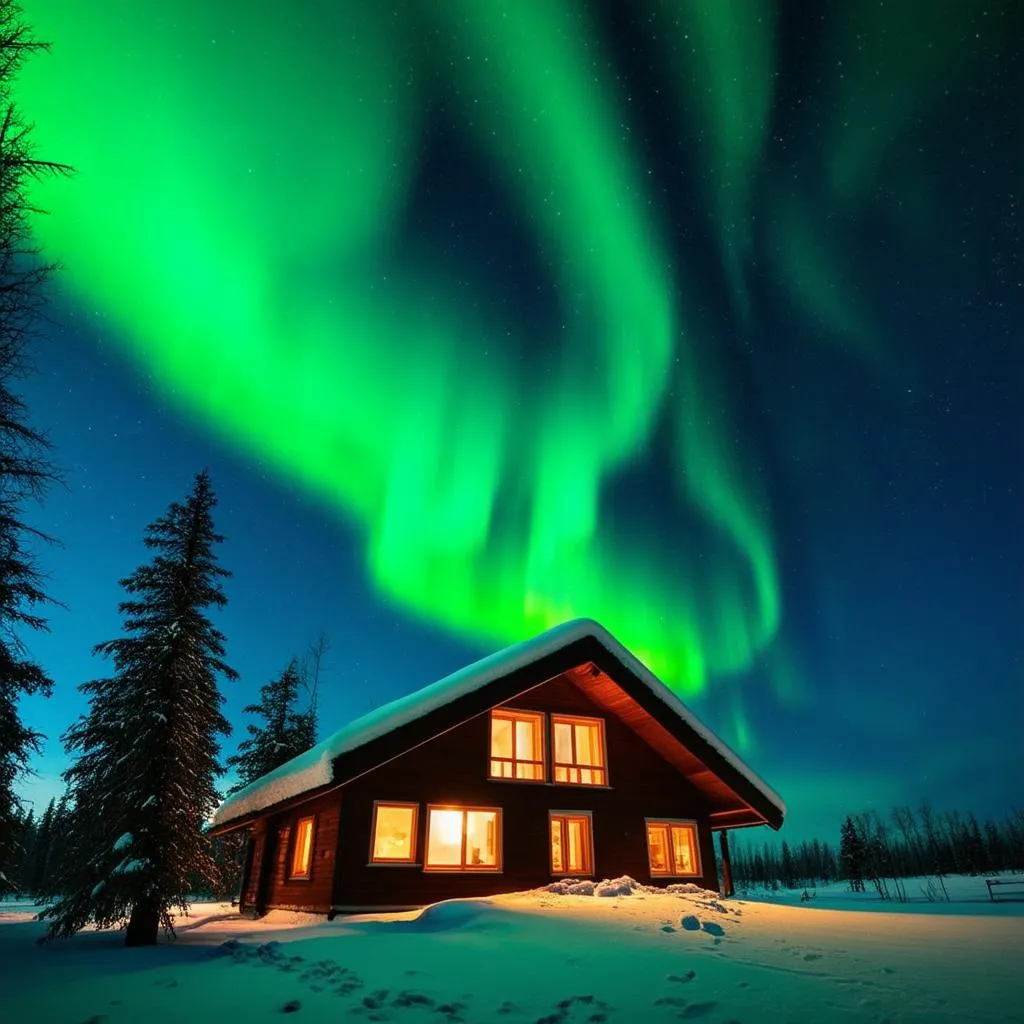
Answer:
726, 803, 1024, 901
6, 795, 245, 903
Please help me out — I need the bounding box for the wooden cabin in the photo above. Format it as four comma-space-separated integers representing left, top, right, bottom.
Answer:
210, 619, 784, 914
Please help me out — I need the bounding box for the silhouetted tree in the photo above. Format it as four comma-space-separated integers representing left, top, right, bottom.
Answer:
38, 472, 236, 945
226, 658, 316, 795
839, 816, 866, 892
0, 0, 70, 898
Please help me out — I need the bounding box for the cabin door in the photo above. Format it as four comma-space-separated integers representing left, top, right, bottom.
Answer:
243, 834, 264, 910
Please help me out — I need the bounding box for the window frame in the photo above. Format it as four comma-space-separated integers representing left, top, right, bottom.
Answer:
488, 708, 547, 783
644, 818, 702, 878
548, 810, 595, 877
287, 814, 317, 882
368, 800, 420, 866
423, 804, 503, 873
550, 714, 609, 787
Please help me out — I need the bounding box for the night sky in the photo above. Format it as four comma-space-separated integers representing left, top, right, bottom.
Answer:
13, 0, 1023, 846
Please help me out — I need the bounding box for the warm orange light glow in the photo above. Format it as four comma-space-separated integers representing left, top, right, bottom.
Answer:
425, 806, 501, 871
370, 802, 418, 863
489, 709, 545, 780
552, 716, 607, 785
289, 816, 315, 879
550, 812, 594, 875
646, 819, 700, 877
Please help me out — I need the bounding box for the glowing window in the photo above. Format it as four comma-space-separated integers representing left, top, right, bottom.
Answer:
489, 710, 545, 780
550, 812, 594, 876
289, 815, 315, 879
646, 819, 700, 877
425, 806, 501, 871
552, 716, 607, 785
370, 802, 418, 863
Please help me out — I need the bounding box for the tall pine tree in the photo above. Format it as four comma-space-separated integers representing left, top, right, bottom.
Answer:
226, 658, 317, 794
0, 0, 70, 898
839, 815, 867, 892
38, 471, 236, 945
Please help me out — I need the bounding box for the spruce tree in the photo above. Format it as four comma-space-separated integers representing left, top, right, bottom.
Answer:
226, 658, 317, 794
0, 0, 71, 898
27, 796, 54, 894
839, 816, 866, 892
10, 804, 34, 890
38, 471, 236, 945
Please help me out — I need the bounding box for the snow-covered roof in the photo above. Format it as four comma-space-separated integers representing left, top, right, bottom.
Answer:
211, 618, 786, 828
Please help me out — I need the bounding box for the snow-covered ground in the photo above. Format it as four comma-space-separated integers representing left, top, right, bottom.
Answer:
2, 875, 1022, 1023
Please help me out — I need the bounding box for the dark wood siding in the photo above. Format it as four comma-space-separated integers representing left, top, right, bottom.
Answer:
334, 673, 719, 909
262, 789, 342, 913
241, 828, 265, 910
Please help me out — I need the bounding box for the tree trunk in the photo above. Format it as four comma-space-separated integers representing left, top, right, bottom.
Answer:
125, 898, 160, 946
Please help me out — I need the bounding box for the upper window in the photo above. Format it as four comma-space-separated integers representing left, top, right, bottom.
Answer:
550, 812, 594, 876
552, 715, 607, 785
289, 815, 316, 880
646, 819, 701, 877
424, 806, 501, 871
370, 802, 418, 864
489, 709, 545, 781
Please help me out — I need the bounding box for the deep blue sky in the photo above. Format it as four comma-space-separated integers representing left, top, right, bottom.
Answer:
13, 0, 1024, 848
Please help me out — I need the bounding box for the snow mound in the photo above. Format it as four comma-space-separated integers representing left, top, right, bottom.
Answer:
543, 875, 722, 900
411, 899, 503, 932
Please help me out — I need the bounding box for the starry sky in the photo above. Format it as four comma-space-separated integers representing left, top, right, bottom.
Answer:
12, 0, 1023, 846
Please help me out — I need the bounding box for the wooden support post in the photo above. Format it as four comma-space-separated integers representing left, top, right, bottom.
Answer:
719, 830, 734, 898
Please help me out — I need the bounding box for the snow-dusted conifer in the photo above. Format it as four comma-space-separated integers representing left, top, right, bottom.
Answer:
226, 658, 317, 794
38, 471, 236, 945
0, 0, 71, 898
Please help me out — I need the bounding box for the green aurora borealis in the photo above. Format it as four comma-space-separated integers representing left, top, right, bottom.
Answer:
17, 0, 1020, 752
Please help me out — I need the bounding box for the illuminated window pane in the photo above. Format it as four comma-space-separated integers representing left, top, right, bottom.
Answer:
647, 824, 669, 874
371, 804, 416, 862
427, 810, 463, 866
554, 722, 573, 763
290, 817, 314, 878
567, 819, 584, 873
491, 717, 513, 759
551, 819, 564, 872
671, 826, 695, 874
515, 718, 536, 759
465, 810, 497, 867
575, 723, 593, 765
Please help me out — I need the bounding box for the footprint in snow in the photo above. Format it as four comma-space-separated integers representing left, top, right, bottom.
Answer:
667, 970, 697, 984
392, 991, 433, 1009
700, 922, 724, 937
677, 1002, 719, 1019
535, 994, 611, 1023
661, 924, 677, 932
680, 915, 701, 931
802, 953, 822, 961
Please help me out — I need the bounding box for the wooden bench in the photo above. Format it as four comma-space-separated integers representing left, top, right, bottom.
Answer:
985, 877, 1024, 902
